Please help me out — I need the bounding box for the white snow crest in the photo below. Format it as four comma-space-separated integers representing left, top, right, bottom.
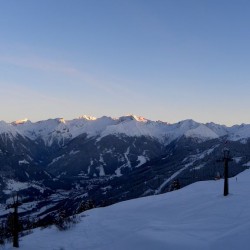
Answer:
13, 118, 29, 125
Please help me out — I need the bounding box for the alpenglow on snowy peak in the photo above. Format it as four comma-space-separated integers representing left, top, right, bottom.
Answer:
0, 115, 249, 145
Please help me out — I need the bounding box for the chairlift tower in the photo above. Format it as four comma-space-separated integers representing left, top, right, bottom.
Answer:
217, 147, 233, 196
7, 193, 22, 248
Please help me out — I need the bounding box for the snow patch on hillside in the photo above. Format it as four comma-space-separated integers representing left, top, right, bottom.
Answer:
135, 155, 147, 168
243, 161, 250, 167
124, 147, 131, 168
233, 157, 242, 164
3, 180, 29, 194
97, 166, 105, 176
18, 159, 29, 165
48, 155, 65, 166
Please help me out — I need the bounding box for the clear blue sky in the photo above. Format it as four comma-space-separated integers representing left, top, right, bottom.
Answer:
0, 0, 250, 125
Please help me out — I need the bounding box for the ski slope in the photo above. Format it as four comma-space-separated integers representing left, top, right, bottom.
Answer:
4, 170, 250, 250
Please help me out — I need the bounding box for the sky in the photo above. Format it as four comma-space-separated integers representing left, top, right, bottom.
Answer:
0, 0, 250, 126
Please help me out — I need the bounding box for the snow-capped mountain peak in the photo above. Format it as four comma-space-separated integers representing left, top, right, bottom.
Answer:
78, 115, 97, 121
57, 118, 66, 124
117, 115, 148, 123
177, 119, 199, 130
0, 120, 19, 137
12, 118, 30, 125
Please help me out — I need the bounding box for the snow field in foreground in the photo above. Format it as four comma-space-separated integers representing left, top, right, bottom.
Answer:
3, 170, 250, 250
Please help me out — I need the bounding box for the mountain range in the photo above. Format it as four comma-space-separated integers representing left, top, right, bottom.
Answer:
0, 115, 249, 222
5, 115, 250, 144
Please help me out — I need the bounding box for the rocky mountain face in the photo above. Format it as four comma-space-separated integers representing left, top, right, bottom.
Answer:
0, 115, 249, 222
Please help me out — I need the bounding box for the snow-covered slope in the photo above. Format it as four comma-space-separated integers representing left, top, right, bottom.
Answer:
228, 124, 250, 142
13, 116, 116, 146
206, 122, 228, 137
4, 170, 250, 250
5, 115, 250, 145
184, 124, 219, 140
0, 120, 19, 138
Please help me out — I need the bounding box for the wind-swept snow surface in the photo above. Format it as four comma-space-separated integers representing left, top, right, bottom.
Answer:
4, 170, 250, 250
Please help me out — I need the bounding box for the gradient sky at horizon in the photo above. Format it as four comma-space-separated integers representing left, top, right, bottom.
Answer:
1, 0, 250, 125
